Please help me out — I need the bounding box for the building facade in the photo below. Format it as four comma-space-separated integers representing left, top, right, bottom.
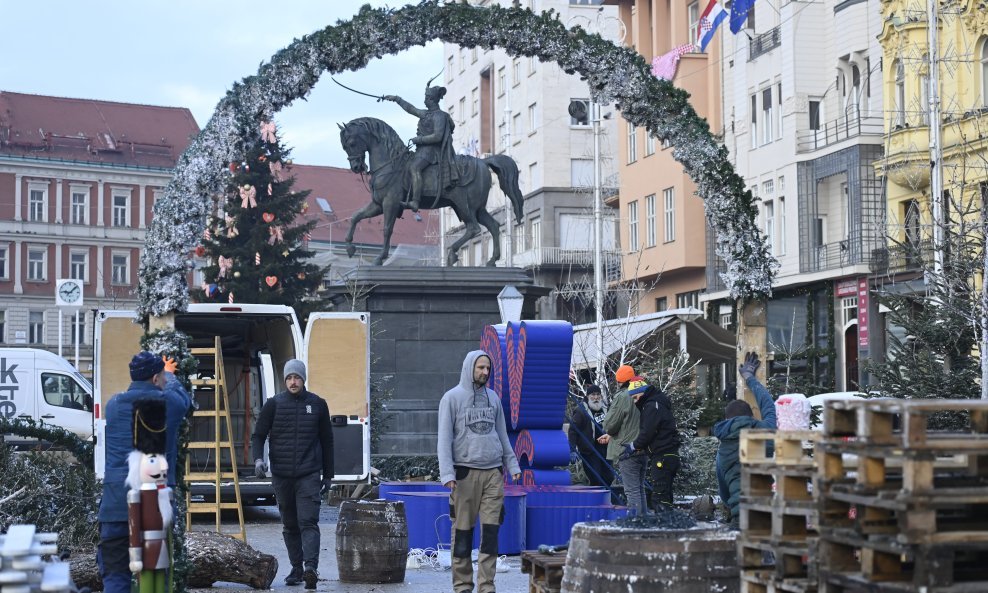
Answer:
709, 0, 885, 393
0, 91, 200, 374
442, 0, 623, 325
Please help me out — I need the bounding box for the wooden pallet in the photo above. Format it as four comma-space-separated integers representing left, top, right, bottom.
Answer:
741, 498, 818, 544
741, 429, 820, 466
743, 463, 817, 502
739, 536, 817, 580
819, 572, 988, 592
521, 550, 565, 593
741, 569, 817, 593
819, 529, 988, 588
823, 399, 988, 448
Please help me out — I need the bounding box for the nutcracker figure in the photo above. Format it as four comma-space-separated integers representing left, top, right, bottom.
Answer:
125, 398, 173, 593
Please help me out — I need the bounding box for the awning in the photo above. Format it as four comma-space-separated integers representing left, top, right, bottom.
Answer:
571, 308, 737, 369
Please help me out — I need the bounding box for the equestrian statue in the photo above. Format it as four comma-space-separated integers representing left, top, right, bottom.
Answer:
337, 80, 524, 266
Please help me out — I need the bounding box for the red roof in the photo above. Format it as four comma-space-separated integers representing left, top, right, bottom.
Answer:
291, 164, 435, 247
0, 91, 200, 169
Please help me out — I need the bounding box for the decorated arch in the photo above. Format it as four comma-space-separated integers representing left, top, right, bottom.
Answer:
137, 1, 777, 323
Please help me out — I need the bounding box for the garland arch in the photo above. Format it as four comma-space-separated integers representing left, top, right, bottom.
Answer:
137, 0, 777, 323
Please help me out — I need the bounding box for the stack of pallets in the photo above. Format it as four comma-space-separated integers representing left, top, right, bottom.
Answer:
0, 525, 73, 593
816, 399, 988, 593
738, 429, 820, 593
521, 550, 566, 593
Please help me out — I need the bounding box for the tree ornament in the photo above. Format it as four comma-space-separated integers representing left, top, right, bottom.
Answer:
258, 154, 267, 163
282, 250, 290, 257
260, 121, 277, 143
228, 292, 235, 304
233, 271, 241, 278
255, 252, 261, 266
262, 212, 275, 223
241, 161, 250, 172
217, 255, 233, 278
224, 214, 239, 238
228, 162, 238, 173
267, 183, 273, 196
265, 276, 279, 287
301, 202, 309, 213
203, 228, 212, 241
194, 245, 206, 258
268, 226, 284, 245
239, 185, 257, 208
269, 160, 283, 179
297, 272, 306, 280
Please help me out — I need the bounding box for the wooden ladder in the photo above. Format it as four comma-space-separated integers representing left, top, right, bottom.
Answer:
185, 337, 246, 541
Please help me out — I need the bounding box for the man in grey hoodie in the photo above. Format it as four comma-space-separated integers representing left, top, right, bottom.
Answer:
438, 350, 522, 593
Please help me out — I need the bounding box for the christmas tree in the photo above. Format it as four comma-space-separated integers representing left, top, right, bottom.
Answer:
192, 120, 327, 319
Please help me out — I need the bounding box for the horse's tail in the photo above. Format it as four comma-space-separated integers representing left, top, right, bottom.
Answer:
484, 154, 525, 223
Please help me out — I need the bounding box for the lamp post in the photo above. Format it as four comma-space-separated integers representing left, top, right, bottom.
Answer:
498, 285, 524, 324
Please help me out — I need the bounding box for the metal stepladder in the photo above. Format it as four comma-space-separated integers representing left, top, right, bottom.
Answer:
186, 337, 246, 541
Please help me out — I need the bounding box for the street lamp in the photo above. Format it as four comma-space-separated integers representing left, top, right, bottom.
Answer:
498, 285, 524, 324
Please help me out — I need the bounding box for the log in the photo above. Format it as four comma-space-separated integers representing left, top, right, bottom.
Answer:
69, 531, 277, 591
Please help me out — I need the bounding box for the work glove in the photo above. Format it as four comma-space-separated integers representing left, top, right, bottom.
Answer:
321, 479, 333, 495
254, 459, 267, 479
570, 450, 581, 464
739, 352, 761, 381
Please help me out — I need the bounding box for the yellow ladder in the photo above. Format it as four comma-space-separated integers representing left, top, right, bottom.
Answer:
185, 337, 246, 541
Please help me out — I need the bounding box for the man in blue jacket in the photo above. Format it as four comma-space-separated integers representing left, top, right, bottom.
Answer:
97, 352, 193, 593
252, 360, 334, 589
713, 352, 776, 528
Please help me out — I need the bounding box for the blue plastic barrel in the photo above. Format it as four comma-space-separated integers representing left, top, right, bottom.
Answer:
513, 485, 610, 507
390, 489, 527, 554
378, 481, 448, 500
526, 505, 627, 549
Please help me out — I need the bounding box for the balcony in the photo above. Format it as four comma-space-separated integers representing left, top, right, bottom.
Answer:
748, 26, 781, 61
869, 240, 933, 276
513, 247, 622, 279
796, 110, 884, 153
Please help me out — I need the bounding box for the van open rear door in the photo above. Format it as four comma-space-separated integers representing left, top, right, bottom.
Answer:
93, 310, 141, 477
304, 313, 371, 483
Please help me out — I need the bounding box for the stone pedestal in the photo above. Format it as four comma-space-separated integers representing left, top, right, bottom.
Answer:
328, 267, 550, 456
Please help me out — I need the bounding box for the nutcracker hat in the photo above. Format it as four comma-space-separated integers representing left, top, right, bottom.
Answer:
132, 397, 167, 455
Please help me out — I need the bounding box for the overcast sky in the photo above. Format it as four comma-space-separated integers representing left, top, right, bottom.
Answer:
0, 1, 443, 168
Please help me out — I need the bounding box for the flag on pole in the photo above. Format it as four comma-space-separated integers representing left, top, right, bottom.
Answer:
698, 0, 730, 51
651, 43, 696, 80
730, 0, 755, 34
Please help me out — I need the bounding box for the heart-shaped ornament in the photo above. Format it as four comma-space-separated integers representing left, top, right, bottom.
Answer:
262, 212, 275, 223
265, 276, 278, 287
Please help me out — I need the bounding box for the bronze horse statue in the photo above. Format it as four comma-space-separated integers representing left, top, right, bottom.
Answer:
338, 117, 525, 266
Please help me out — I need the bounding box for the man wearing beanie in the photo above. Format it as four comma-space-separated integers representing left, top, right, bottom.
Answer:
98, 352, 193, 593
600, 365, 646, 515
713, 352, 776, 528
251, 359, 334, 589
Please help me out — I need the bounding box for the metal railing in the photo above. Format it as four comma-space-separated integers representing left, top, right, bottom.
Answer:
796, 109, 884, 153
748, 26, 781, 61
513, 246, 622, 269
870, 240, 933, 275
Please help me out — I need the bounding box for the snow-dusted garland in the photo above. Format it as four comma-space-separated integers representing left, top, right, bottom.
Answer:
137, 0, 776, 323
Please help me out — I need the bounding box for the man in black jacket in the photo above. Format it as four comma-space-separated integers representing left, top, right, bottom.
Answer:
567, 385, 613, 488
251, 360, 334, 589
625, 384, 680, 511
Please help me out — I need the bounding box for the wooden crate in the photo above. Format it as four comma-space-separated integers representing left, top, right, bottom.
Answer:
739, 536, 817, 580
742, 429, 820, 466
521, 550, 566, 593
743, 463, 817, 503
822, 399, 988, 448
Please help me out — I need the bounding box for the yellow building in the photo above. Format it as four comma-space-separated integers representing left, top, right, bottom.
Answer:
879, 0, 988, 262
605, 0, 722, 314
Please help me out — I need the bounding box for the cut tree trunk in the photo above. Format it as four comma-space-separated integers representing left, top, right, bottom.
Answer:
70, 531, 277, 591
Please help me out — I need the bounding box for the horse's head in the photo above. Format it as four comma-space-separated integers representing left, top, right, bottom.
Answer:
338, 121, 368, 174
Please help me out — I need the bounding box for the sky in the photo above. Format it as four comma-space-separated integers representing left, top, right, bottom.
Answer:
0, 1, 444, 168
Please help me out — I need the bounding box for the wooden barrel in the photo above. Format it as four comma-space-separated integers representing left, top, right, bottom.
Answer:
336, 499, 408, 584
560, 522, 739, 593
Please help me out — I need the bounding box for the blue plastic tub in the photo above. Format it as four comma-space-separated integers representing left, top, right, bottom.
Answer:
525, 505, 628, 549
389, 489, 527, 554
378, 481, 448, 500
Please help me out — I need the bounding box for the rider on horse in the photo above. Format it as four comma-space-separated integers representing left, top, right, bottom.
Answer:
383, 83, 460, 212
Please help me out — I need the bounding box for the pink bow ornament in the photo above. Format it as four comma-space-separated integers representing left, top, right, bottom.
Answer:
217, 255, 233, 279
268, 226, 285, 245
239, 184, 257, 208
269, 160, 283, 181
260, 121, 277, 143
224, 214, 239, 238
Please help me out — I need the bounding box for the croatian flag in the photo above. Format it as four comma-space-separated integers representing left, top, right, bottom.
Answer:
698, 0, 729, 52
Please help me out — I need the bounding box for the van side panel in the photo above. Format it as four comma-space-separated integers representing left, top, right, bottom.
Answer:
0, 350, 37, 424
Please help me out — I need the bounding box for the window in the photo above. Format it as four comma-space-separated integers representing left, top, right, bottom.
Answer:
840, 297, 858, 328
528, 56, 537, 75
809, 99, 822, 130
645, 194, 657, 247
471, 47, 478, 63
29, 312, 44, 344
471, 88, 479, 116
0, 311, 4, 342
0, 246, 7, 280
895, 59, 905, 126
498, 67, 506, 96
688, 2, 701, 45
447, 55, 454, 81
779, 196, 787, 255
982, 39, 988, 106
765, 200, 775, 255
459, 97, 466, 123
776, 83, 783, 139
530, 216, 542, 250
627, 124, 638, 163
512, 113, 522, 140
28, 248, 46, 281
676, 291, 700, 309
528, 162, 539, 191
42, 373, 90, 411
512, 59, 521, 85
571, 159, 593, 186
762, 87, 773, 145
29, 186, 47, 222
645, 132, 656, 156
750, 94, 758, 148
498, 121, 507, 150
69, 251, 87, 282
920, 54, 930, 126
628, 200, 639, 251
112, 192, 129, 227
655, 297, 668, 312
459, 48, 466, 72
111, 253, 129, 285
70, 313, 86, 346
570, 99, 590, 126
663, 187, 676, 242
70, 189, 88, 225
528, 103, 538, 133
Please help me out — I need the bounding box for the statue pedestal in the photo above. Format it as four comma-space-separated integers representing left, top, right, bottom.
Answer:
327, 267, 549, 456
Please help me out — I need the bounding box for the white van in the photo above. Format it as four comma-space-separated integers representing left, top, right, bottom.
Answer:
93, 305, 371, 503
0, 348, 94, 444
